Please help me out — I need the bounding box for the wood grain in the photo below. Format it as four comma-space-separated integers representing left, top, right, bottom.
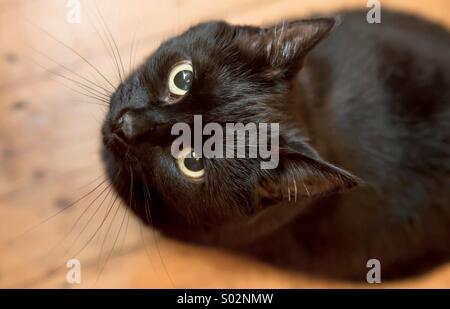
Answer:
0, 0, 449, 288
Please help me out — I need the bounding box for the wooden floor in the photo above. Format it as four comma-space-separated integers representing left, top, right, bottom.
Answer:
0, 0, 449, 288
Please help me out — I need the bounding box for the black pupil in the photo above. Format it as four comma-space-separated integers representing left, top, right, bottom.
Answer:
184, 153, 203, 172
173, 70, 193, 91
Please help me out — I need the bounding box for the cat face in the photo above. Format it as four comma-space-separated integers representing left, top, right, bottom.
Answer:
101, 18, 360, 231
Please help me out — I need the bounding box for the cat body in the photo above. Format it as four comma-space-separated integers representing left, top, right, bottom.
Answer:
102, 10, 450, 280
262, 10, 450, 279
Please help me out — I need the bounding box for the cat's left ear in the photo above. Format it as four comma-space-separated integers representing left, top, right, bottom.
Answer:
241, 18, 336, 70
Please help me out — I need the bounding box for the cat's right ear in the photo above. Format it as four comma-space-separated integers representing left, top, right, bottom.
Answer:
257, 149, 363, 204
238, 18, 336, 70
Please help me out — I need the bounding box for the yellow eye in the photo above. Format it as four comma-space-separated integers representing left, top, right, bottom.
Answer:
168, 61, 194, 96
177, 147, 205, 181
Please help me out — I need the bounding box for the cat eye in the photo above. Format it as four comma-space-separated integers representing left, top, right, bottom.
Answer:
177, 147, 205, 181
168, 61, 194, 96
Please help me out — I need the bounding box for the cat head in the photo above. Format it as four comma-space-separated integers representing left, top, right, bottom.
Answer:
101, 18, 361, 232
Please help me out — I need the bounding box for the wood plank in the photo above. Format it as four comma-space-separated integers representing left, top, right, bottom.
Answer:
1, 0, 449, 288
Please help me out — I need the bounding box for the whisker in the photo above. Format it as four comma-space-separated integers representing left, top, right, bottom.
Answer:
132, 34, 146, 73
71, 192, 121, 259
29, 57, 110, 104
6, 177, 109, 246
118, 203, 132, 253
293, 174, 298, 203
115, 168, 134, 256
69, 100, 108, 108
287, 184, 291, 202
129, 165, 135, 211
97, 191, 123, 268
85, 3, 122, 85
93, 0, 126, 82
31, 46, 112, 97
116, 166, 137, 254
128, 21, 141, 75
303, 181, 311, 197
76, 174, 106, 192
63, 85, 110, 105
64, 86, 109, 105
138, 222, 159, 279
55, 78, 110, 105
96, 193, 128, 281
25, 19, 116, 90
93, 188, 116, 247
63, 184, 114, 257
143, 180, 175, 287
97, 166, 132, 275
45, 181, 112, 258
86, 1, 123, 84
59, 81, 110, 104
0, 174, 106, 276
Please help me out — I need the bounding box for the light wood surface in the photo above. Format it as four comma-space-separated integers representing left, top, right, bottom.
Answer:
1, 0, 449, 288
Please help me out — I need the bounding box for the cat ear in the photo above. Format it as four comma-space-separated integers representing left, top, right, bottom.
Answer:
258, 150, 362, 203
241, 18, 336, 69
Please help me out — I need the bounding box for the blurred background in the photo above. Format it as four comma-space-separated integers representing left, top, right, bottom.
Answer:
0, 0, 449, 288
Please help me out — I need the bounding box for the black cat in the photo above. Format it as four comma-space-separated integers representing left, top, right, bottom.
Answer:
101, 10, 450, 281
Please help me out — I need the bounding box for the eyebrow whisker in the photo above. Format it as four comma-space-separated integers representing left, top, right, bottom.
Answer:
25, 18, 116, 90
85, 3, 122, 85
93, 0, 126, 83
28, 56, 111, 104
30, 46, 112, 97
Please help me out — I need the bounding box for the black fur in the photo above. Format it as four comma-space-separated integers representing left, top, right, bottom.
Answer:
101, 10, 450, 281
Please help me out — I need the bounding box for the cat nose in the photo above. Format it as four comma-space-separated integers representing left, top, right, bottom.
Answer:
115, 112, 135, 141
114, 111, 151, 143
112, 109, 171, 144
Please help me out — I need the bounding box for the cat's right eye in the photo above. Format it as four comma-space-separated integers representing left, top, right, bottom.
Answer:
168, 61, 194, 97
177, 147, 205, 181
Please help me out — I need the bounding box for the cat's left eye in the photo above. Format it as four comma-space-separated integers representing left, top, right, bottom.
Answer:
177, 147, 205, 181
168, 61, 194, 97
